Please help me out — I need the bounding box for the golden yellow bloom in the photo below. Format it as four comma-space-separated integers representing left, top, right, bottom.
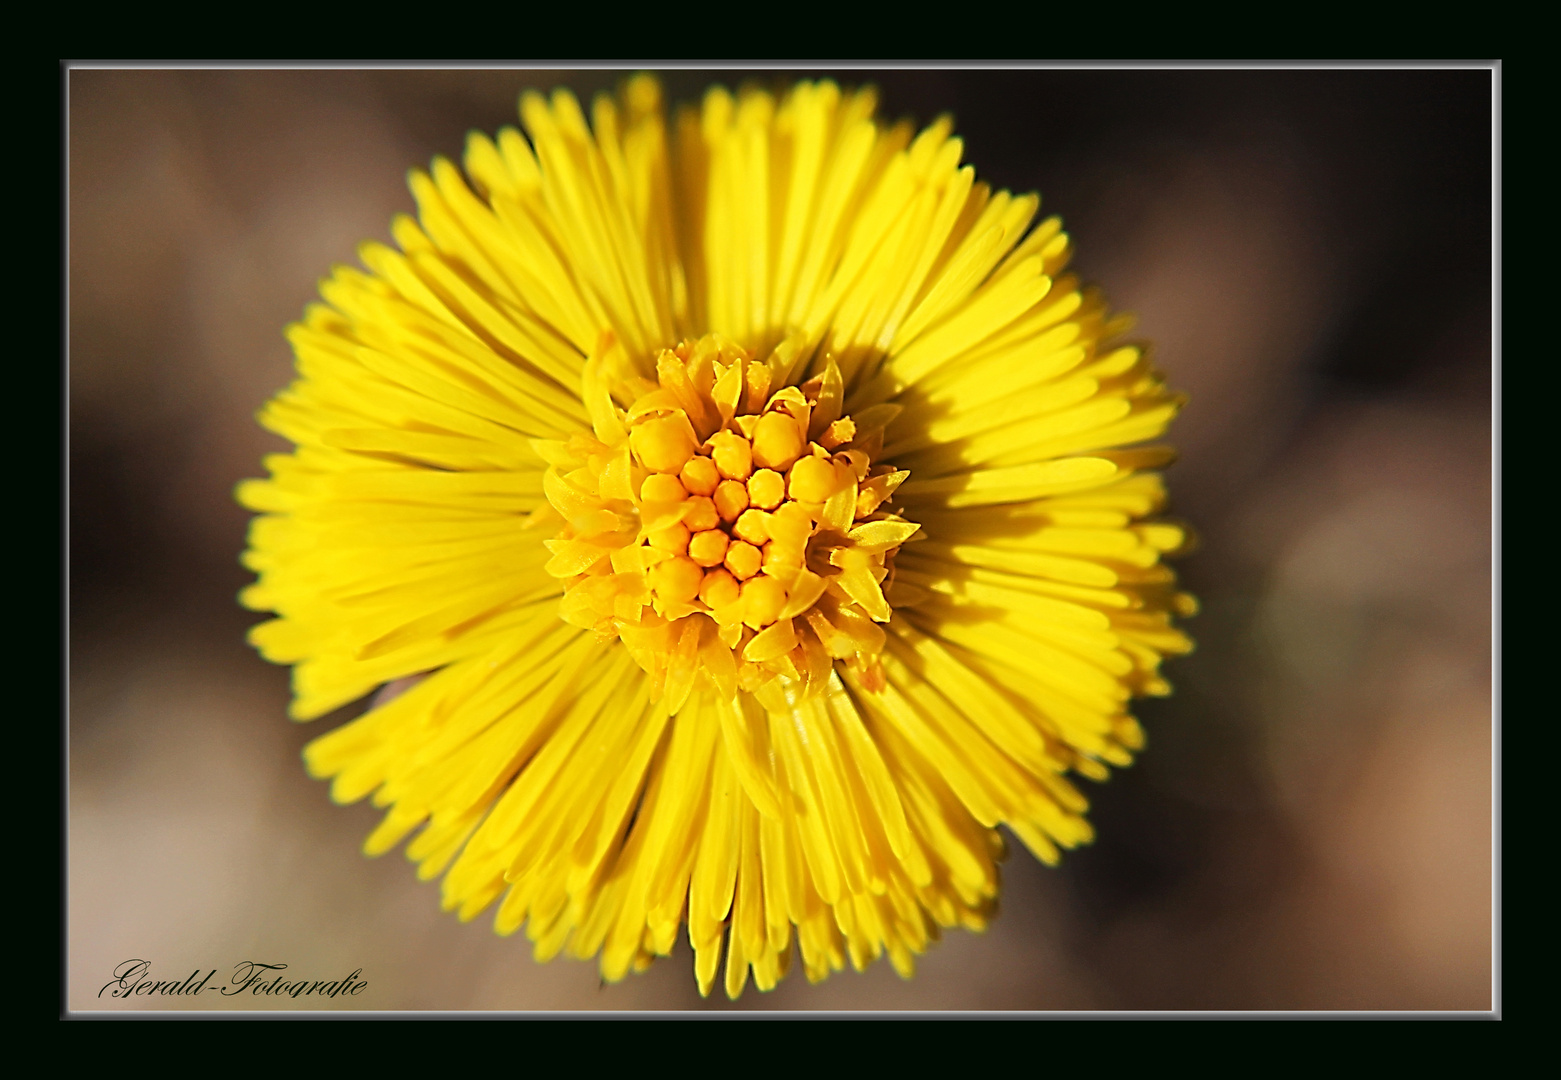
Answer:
238, 75, 1194, 998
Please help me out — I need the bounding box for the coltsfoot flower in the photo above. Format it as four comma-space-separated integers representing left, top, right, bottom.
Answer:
238, 75, 1194, 998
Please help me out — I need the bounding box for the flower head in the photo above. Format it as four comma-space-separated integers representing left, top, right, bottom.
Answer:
239, 76, 1193, 998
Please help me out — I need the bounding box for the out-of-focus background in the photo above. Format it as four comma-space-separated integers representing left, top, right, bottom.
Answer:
68, 67, 1494, 1012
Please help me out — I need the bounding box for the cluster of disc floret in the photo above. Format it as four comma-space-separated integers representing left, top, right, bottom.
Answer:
538, 335, 919, 711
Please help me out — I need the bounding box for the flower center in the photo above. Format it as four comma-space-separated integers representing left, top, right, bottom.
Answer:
538, 335, 918, 711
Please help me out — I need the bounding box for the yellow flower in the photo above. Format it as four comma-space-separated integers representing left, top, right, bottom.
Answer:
238, 75, 1194, 999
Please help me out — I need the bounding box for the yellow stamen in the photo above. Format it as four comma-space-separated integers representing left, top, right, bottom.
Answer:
752, 411, 804, 471
787, 456, 838, 504
652, 556, 703, 606
724, 540, 762, 581
698, 567, 740, 608
630, 415, 697, 474
733, 509, 770, 545
763, 541, 804, 574
747, 469, 785, 510
688, 529, 730, 568
680, 456, 720, 496
710, 431, 753, 481
714, 479, 749, 522
641, 473, 687, 503
740, 575, 787, 628
684, 496, 721, 532
648, 521, 690, 554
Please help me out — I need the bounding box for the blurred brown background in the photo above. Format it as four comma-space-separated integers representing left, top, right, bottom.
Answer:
67, 66, 1494, 1013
